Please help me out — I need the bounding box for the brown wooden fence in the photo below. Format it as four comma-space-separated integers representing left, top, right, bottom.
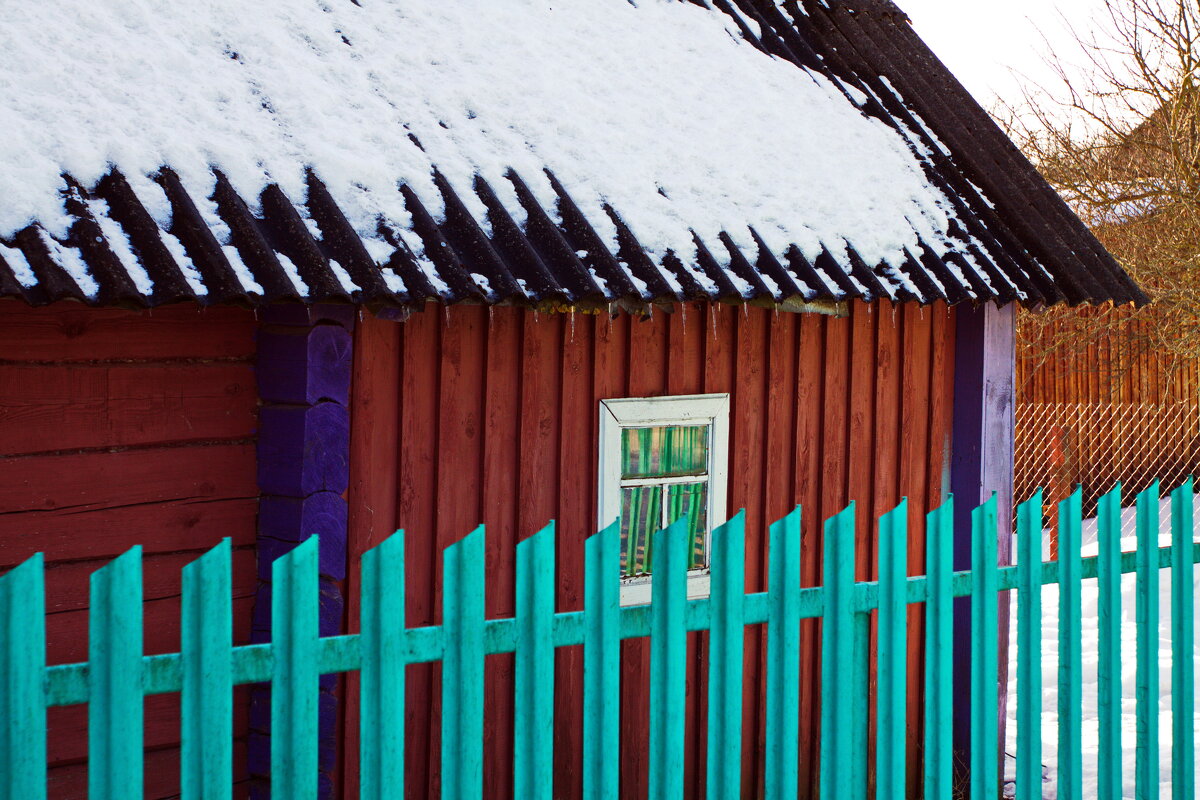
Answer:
1015, 306, 1200, 526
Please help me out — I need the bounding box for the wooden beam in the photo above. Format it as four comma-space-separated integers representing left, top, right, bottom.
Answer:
949, 301, 1015, 782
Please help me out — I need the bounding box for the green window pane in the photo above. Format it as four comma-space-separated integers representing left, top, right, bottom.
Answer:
667, 482, 708, 569
620, 481, 708, 577
621, 425, 709, 479
621, 485, 661, 577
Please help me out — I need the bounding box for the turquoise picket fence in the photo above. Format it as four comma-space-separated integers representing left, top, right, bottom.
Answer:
1, 481, 1197, 799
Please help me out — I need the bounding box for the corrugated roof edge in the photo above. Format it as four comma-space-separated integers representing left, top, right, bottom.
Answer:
0, 0, 1147, 313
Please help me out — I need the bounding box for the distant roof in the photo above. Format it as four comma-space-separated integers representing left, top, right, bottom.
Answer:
0, 0, 1146, 311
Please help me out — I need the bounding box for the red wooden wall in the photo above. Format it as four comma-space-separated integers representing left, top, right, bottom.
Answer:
0, 300, 260, 799
344, 300, 956, 799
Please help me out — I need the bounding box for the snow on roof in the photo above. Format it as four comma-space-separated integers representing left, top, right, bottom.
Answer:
0, 0, 1145, 309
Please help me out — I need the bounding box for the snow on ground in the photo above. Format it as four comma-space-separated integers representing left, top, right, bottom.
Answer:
1, 0, 974, 280
1003, 495, 1200, 799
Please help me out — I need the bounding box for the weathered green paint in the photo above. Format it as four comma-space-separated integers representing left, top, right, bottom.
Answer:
971, 496, 1000, 799
0, 554, 46, 800
583, 520, 620, 800
647, 517, 689, 800
1097, 485, 1123, 800
1016, 493, 1044, 800
1136, 483, 1161, 800
1057, 490, 1083, 800
181, 539, 233, 800
514, 522, 556, 800
442, 525, 486, 800
706, 511, 745, 800
1170, 479, 1195, 800
360, 530, 406, 800
924, 498, 954, 800
764, 506, 801, 800
271, 536, 319, 800
820, 503, 863, 799
89, 546, 144, 800
876, 500, 908, 800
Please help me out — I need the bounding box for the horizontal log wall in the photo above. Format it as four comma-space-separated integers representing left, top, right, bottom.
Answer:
345, 300, 956, 799
0, 300, 259, 799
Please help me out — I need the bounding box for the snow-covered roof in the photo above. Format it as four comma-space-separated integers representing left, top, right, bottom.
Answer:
0, 0, 1145, 310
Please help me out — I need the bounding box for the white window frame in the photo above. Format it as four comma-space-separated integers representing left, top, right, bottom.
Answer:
598, 393, 730, 606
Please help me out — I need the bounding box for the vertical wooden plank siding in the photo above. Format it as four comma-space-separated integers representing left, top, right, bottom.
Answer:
344, 314, 402, 799
556, 313, 594, 800
621, 313, 659, 797
794, 310, 826, 799
481, 302, 521, 800
396, 309, 440, 799
347, 302, 956, 798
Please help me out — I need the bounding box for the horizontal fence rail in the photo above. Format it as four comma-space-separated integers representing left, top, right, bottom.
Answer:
2, 482, 1198, 798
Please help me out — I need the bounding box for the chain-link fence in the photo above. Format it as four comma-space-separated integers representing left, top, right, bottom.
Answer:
1015, 306, 1200, 548
1015, 401, 1200, 519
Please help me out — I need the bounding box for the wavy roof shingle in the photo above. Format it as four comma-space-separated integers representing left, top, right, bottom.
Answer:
0, 0, 1146, 312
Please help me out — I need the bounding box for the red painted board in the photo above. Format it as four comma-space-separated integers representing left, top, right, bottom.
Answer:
0, 363, 256, 455
342, 313, 402, 799
0, 300, 255, 362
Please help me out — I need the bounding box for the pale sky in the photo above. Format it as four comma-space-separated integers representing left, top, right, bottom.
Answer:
896, 0, 1105, 109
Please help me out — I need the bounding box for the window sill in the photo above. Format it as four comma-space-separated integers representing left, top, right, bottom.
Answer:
619, 568, 710, 607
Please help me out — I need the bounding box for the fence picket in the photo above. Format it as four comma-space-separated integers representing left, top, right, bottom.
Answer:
648, 518, 689, 799
876, 500, 908, 799
1056, 489, 1084, 800
706, 511, 746, 800
820, 503, 862, 798
1170, 479, 1195, 800
1017, 492, 1044, 800
360, 530, 406, 800
88, 546, 144, 800
181, 539, 233, 800
924, 498, 954, 800
271, 536, 320, 800
9, 476, 1200, 800
442, 526, 486, 800
1136, 483, 1161, 800
1097, 485, 1123, 800
515, 522, 556, 800
0, 554, 46, 800
765, 506, 802, 800
970, 496, 1000, 799
584, 520, 621, 800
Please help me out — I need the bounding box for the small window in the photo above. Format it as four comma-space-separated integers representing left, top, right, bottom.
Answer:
599, 394, 730, 604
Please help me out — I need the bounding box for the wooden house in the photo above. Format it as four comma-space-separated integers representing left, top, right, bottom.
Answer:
0, 0, 1143, 797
